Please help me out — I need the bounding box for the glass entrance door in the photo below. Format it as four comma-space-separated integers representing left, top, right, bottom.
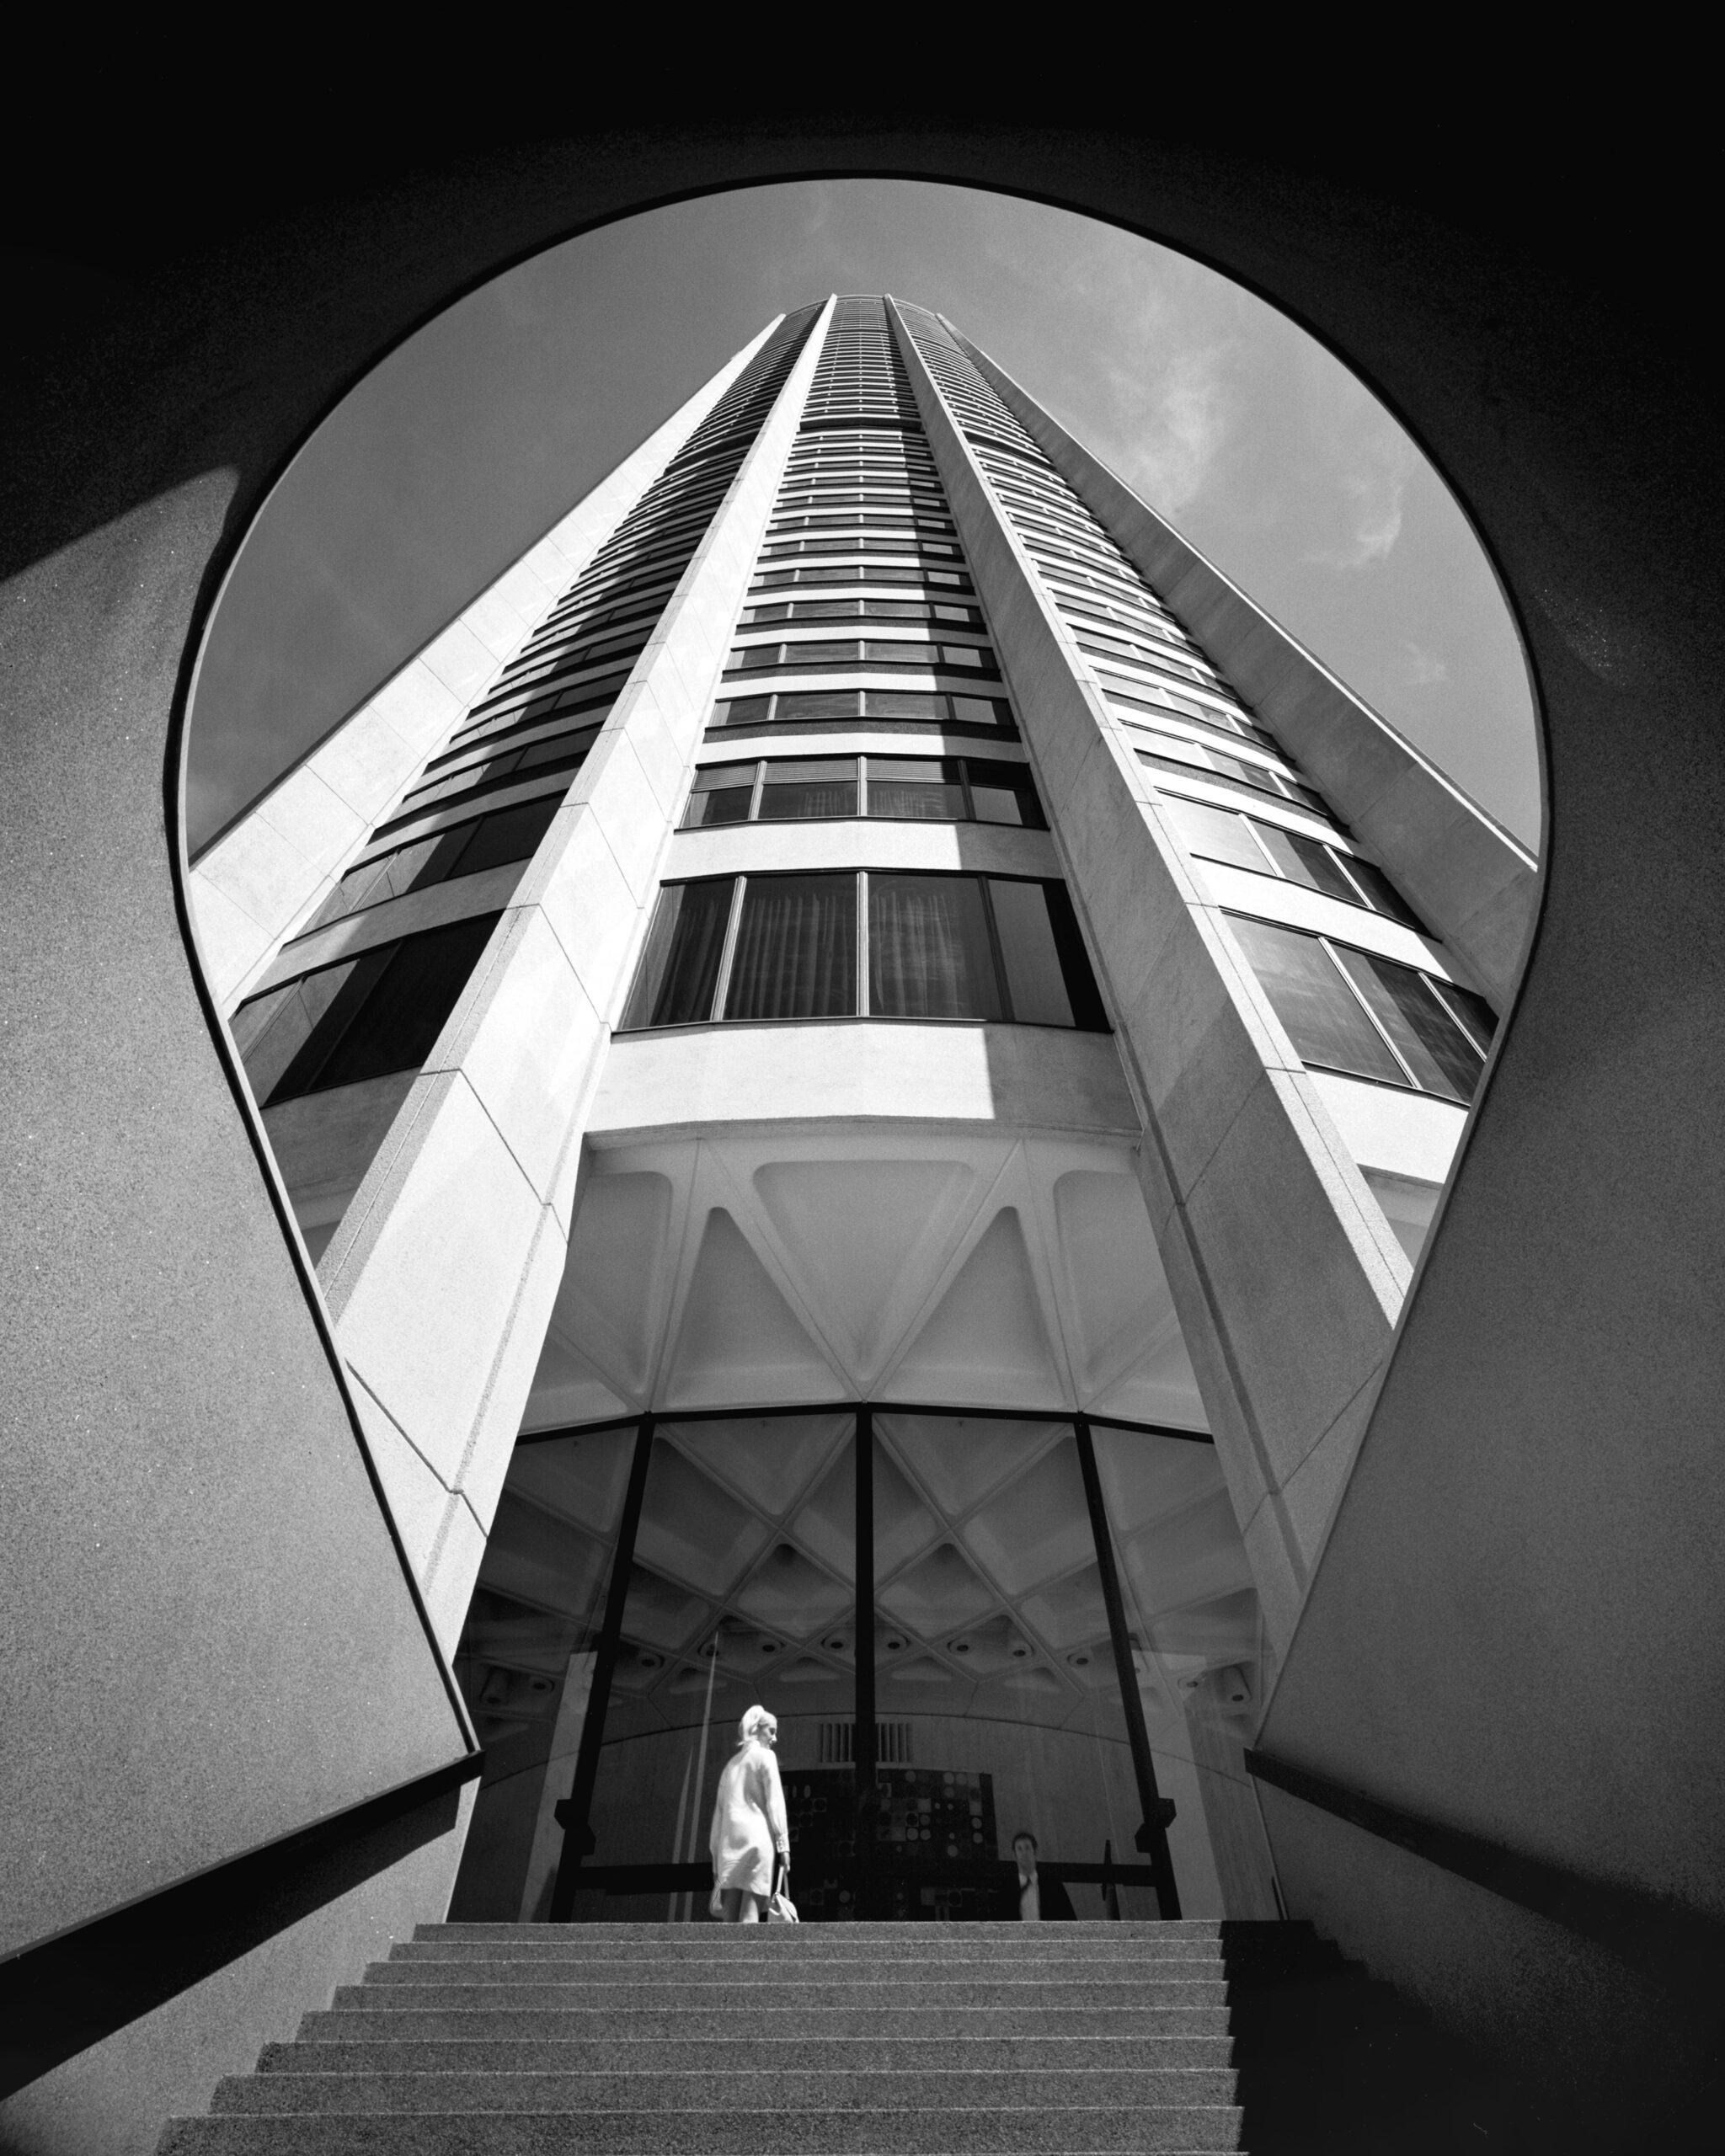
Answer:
453, 1405, 1242, 1922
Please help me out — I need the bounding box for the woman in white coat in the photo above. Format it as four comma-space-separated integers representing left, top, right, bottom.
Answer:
708, 1705, 788, 1922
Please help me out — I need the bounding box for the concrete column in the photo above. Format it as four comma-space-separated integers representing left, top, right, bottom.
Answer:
952, 331, 1539, 1014
890, 301, 1407, 1648
187, 321, 779, 1011
318, 301, 836, 1651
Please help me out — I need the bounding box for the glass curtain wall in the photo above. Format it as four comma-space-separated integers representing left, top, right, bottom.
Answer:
455, 1406, 1244, 1923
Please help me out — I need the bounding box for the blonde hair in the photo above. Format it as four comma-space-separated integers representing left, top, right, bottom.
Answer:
739, 1704, 776, 1744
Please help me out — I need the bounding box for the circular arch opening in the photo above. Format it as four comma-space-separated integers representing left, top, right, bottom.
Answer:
180, 180, 1546, 1930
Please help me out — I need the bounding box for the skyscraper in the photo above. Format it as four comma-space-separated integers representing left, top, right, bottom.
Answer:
190, 295, 1533, 1929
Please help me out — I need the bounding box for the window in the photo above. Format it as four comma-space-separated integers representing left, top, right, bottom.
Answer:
710, 689, 1015, 734
1135, 739, 1324, 813
723, 639, 996, 678
739, 599, 984, 630
621, 875, 1105, 1032
869, 875, 999, 1019
1227, 914, 1493, 1102
750, 565, 972, 592
1107, 686, 1272, 748
724, 875, 857, 1020
232, 914, 502, 1108
759, 759, 859, 819
304, 796, 561, 932
865, 756, 966, 821
678, 755, 1042, 829
621, 878, 734, 1029
1156, 796, 1420, 927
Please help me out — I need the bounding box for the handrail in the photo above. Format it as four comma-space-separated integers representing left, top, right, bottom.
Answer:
1246, 1748, 1722, 1983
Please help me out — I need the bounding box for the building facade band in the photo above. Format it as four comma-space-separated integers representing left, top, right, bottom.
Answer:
192, 295, 1532, 1929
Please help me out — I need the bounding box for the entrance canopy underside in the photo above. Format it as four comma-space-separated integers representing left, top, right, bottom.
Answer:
522, 1127, 1209, 1427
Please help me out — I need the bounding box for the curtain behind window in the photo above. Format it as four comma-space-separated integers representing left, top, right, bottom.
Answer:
869, 874, 1001, 1021
623, 878, 734, 1028
725, 875, 857, 1020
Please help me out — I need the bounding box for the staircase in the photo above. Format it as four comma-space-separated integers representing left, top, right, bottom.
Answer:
157, 1919, 1477, 2152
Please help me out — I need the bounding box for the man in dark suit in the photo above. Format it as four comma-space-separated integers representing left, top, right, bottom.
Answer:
1009, 1831, 1076, 1920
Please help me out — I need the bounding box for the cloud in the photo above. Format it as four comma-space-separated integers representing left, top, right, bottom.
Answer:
1108, 342, 1239, 513
1305, 419, 1416, 569
1023, 244, 1243, 515
1397, 641, 1449, 687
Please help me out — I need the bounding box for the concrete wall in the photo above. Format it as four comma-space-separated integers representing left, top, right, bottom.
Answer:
317, 302, 837, 1655
588, 1022, 1138, 1145
186, 326, 775, 1011
1, 458, 476, 2155
959, 335, 1540, 1015
892, 302, 1408, 1650
1, 1788, 473, 2156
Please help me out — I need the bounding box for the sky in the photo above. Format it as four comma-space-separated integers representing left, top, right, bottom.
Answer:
186, 180, 1541, 856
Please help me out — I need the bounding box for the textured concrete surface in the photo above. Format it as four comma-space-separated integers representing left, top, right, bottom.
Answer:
588, 1022, 1140, 1142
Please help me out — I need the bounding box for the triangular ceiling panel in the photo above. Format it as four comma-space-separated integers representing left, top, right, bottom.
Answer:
633, 1438, 770, 1598
617, 1563, 711, 1652
777, 1653, 842, 1686
877, 1412, 1061, 1518
879, 1653, 960, 1687
753, 1157, 975, 1377
1142, 1588, 1261, 1662
873, 1438, 942, 1577
521, 1324, 633, 1430
558, 1171, 672, 1395
1052, 1170, 1168, 1391
879, 1540, 996, 1636
884, 1208, 1065, 1409
787, 1434, 857, 1580
664, 1413, 850, 1522
1091, 1430, 1225, 1539
733, 1541, 851, 1636
960, 1437, 1094, 1599
507, 1428, 636, 1539
1018, 1562, 1109, 1653
1116, 1486, 1258, 1620
661, 1208, 840, 1408
1087, 1324, 1208, 1427
475, 1493, 609, 1620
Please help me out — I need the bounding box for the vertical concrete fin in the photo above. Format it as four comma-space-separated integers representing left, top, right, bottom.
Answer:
185, 315, 786, 1011
889, 300, 1402, 1648
948, 327, 1540, 1015
317, 299, 837, 1631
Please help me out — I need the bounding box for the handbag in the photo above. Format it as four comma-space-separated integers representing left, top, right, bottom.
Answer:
765, 1850, 798, 1924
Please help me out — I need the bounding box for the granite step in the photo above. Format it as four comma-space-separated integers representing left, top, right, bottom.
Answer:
334, 1976, 1231, 2013
159, 1920, 1390, 2152
300, 2005, 1234, 2041
270, 2036, 1236, 2073
422, 1921, 1236, 1942
160, 2105, 1245, 2152
390, 1937, 1232, 1964
212, 2067, 1241, 2111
